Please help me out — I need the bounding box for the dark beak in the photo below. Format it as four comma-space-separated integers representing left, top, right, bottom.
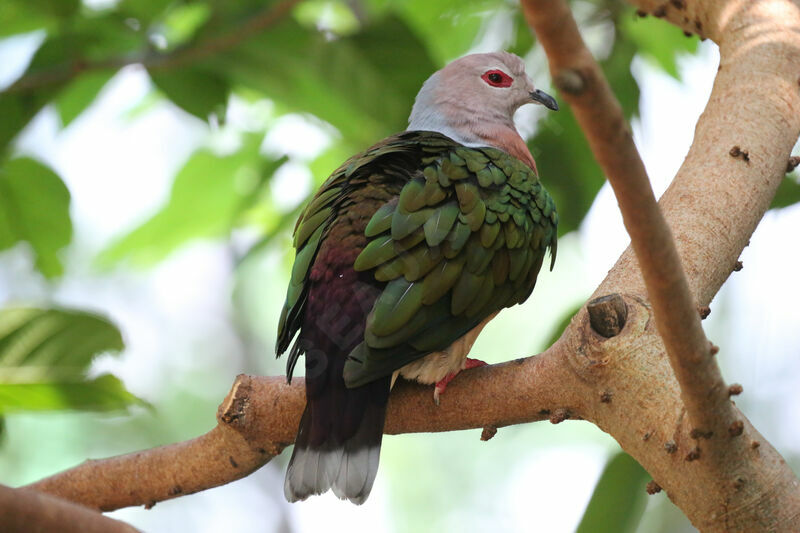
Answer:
530, 89, 558, 111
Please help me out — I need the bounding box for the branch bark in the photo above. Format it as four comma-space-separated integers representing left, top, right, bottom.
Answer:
519, 1, 800, 529
28, 353, 579, 510
0, 484, 139, 533
21, 0, 800, 530
524, 0, 733, 447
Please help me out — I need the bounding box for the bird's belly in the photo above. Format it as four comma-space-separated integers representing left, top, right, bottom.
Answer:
394, 312, 498, 385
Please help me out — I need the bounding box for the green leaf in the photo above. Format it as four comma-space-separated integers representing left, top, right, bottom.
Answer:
531, 36, 639, 235
620, 11, 699, 79
159, 2, 213, 48
98, 135, 280, 266
576, 451, 650, 533
149, 66, 229, 121
0, 2, 57, 37
382, 0, 503, 64
0, 91, 51, 155
0, 307, 123, 375
54, 69, 114, 126
0, 157, 72, 278
208, 15, 436, 145
0, 34, 87, 152
0, 306, 142, 414
769, 172, 800, 210
507, 9, 535, 57
117, 0, 173, 25
0, 374, 142, 413
540, 300, 583, 351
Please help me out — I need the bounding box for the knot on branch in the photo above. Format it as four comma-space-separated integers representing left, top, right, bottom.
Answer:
480, 426, 498, 441
646, 480, 662, 495
218, 374, 253, 430
728, 383, 743, 396
787, 156, 800, 173
729, 145, 750, 163
587, 294, 628, 338
549, 408, 570, 424
554, 69, 586, 95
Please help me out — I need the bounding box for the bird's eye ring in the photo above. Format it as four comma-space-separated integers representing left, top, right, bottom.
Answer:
481, 69, 513, 88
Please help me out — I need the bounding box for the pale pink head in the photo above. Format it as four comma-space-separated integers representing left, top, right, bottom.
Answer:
407, 52, 557, 171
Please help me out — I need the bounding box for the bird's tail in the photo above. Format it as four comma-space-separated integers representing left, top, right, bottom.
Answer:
284, 374, 390, 504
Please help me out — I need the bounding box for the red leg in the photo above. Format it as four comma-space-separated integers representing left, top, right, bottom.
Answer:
464, 357, 488, 370
433, 358, 489, 405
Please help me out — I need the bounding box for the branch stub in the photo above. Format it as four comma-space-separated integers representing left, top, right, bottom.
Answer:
587, 294, 628, 338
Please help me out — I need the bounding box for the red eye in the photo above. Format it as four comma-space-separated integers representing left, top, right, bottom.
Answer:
481, 69, 513, 88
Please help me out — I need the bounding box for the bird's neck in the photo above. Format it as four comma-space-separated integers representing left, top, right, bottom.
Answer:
407, 115, 537, 174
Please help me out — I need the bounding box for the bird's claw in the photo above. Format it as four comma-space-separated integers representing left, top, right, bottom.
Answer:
432, 358, 488, 405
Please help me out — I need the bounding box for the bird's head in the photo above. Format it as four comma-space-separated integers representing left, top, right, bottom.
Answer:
408, 51, 558, 142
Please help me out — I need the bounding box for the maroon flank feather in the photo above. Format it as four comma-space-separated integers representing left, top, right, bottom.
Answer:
285, 202, 392, 504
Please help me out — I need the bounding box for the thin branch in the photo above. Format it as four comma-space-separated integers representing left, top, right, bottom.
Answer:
522, 0, 733, 443
26, 354, 578, 511
0, 484, 139, 533
2, 0, 301, 95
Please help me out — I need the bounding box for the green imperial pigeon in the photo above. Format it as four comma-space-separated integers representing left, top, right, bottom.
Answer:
276, 51, 558, 504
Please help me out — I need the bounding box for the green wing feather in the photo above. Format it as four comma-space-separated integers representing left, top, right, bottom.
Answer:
275, 134, 433, 373
343, 134, 558, 387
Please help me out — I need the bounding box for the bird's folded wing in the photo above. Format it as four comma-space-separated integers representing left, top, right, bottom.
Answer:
343, 137, 558, 387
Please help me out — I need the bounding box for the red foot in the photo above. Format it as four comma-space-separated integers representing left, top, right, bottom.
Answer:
433, 358, 488, 405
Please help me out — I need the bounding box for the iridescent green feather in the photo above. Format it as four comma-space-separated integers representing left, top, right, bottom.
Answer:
275, 130, 557, 388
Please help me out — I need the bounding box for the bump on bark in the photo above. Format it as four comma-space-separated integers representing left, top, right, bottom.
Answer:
587, 294, 628, 338
554, 69, 586, 95
728, 383, 743, 396
709, 342, 719, 356
787, 156, 800, 173
690, 428, 713, 439
550, 408, 569, 424
481, 426, 498, 441
729, 420, 744, 437
698, 305, 711, 319
646, 480, 663, 494
600, 390, 613, 403
729, 146, 750, 162
665, 441, 678, 454
685, 447, 701, 461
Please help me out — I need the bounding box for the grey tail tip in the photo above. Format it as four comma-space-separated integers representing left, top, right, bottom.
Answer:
284, 444, 380, 505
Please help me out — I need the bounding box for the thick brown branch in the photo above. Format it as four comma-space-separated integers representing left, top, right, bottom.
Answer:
523, 0, 732, 456
2, 0, 301, 95
26, 351, 581, 511
522, 0, 800, 529
0, 484, 138, 533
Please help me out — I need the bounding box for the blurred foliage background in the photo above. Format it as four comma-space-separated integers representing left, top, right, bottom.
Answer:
1, 0, 799, 531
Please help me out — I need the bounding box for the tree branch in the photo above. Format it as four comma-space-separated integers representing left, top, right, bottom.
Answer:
26, 352, 581, 511
522, 0, 732, 457
2, 0, 301, 95
0, 484, 139, 533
